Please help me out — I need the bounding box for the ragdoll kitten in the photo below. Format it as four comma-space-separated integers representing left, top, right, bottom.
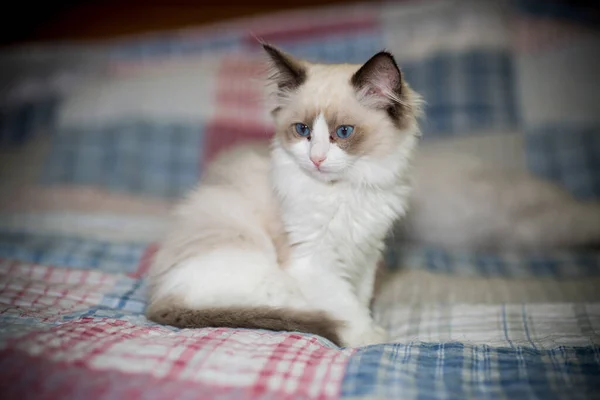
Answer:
145, 44, 422, 347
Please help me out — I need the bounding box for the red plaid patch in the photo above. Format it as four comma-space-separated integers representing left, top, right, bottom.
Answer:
0, 260, 116, 322
1, 318, 352, 399
241, 3, 377, 45
512, 16, 598, 53
130, 243, 158, 279
202, 55, 274, 165
244, 17, 377, 46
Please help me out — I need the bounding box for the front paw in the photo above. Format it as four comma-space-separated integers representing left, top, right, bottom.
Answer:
341, 324, 388, 348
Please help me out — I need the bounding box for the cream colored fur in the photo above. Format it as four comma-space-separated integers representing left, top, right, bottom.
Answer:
146, 46, 421, 347
402, 149, 600, 251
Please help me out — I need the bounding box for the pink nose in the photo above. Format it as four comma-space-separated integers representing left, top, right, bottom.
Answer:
311, 155, 326, 167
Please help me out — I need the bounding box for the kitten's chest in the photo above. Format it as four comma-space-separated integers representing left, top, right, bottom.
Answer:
283, 184, 405, 250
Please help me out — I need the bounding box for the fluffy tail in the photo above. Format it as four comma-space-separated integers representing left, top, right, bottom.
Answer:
146, 303, 344, 346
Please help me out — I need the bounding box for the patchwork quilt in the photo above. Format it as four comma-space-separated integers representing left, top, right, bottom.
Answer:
0, 0, 599, 398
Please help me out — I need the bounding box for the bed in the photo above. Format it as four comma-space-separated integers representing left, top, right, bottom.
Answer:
0, 1, 599, 398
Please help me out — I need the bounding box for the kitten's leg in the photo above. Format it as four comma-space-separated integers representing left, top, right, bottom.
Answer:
356, 259, 380, 307
286, 257, 387, 347
353, 259, 388, 344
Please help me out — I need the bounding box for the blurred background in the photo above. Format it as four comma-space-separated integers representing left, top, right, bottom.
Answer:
1, 4, 599, 397
2, 0, 356, 46
0, 0, 598, 249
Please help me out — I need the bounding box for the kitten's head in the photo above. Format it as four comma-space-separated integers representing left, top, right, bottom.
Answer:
263, 44, 422, 185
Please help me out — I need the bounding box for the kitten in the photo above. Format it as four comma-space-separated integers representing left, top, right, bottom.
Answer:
145, 44, 422, 347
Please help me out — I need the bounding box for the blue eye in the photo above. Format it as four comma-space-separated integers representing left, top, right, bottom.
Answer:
336, 125, 354, 138
294, 123, 311, 137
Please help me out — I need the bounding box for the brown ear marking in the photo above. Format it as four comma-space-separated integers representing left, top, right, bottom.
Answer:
352, 51, 411, 127
262, 43, 307, 91
351, 51, 403, 95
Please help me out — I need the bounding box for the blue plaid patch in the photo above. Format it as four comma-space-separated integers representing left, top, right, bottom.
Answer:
0, 96, 60, 148
0, 232, 146, 274
272, 31, 385, 65
342, 343, 600, 400
100, 276, 147, 313
59, 276, 151, 325
526, 124, 600, 200
2, 232, 599, 279
109, 32, 242, 64
41, 119, 203, 198
385, 244, 600, 278
404, 49, 519, 137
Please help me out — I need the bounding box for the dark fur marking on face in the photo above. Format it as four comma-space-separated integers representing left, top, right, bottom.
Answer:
386, 103, 411, 130
279, 123, 306, 145
325, 113, 369, 155
331, 126, 370, 155
297, 109, 371, 156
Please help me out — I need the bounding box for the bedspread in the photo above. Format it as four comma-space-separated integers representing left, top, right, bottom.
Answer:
0, 1, 599, 399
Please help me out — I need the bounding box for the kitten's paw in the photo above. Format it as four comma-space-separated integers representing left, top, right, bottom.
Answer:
341, 324, 388, 348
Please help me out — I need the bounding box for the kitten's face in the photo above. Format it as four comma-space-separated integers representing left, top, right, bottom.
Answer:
263, 45, 421, 184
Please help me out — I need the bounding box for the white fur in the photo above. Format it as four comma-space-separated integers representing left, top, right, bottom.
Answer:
270, 136, 414, 345
309, 113, 330, 164
147, 48, 419, 347
286, 113, 356, 183
147, 146, 312, 315
152, 250, 306, 310
146, 135, 416, 346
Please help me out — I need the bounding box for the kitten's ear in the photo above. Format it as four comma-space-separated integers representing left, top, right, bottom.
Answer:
262, 44, 307, 91
352, 51, 403, 109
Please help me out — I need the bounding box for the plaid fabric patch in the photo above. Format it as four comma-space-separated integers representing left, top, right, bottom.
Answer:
0, 250, 599, 398
109, 32, 242, 67
202, 56, 273, 165
0, 232, 147, 275
342, 342, 600, 400
512, 2, 600, 199
99, 275, 146, 315
242, 4, 377, 47
0, 96, 59, 147
526, 125, 600, 200
3, 2, 600, 398
0, 260, 117, 325
403, 49, 518, 137
258, 30, 383, 65
386, 243, 600, 279
108, 2, 378, 68
376, 303, 600, 349
0, 318, 352, 399
1, 232, 600, 280
41, 119, 203, 198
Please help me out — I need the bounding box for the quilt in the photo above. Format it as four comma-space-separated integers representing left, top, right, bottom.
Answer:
0, 1, 599, 399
